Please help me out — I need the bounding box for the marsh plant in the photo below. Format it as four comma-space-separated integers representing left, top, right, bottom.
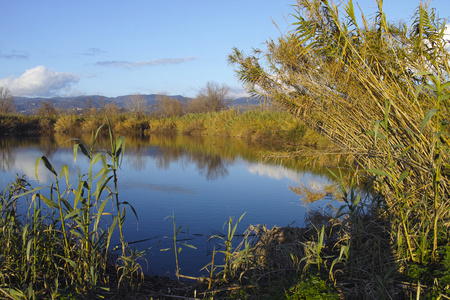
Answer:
205, 212, 247, 282
0, 120, 144, 298
161, 214, 197, 280
229, 0, 450, 297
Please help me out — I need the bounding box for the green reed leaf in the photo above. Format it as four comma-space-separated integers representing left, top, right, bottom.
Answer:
55, 255, 77, 268
414, 71, 432, 77
182, 243, 197, 250
36, 193, 58, 209
105, 216, 117, 250
438, 92, 450, 103
366, 169, 392, 179
94, 200, 109, 231
92, 152, 104, 166
326, 168, 345, 187
122, 201, 138, 221
26, 238, 33, 260
60, 165, 69, 186
383, 99, 391, 129
230, 212, 246, 239
64, 209, 81, 220
421, 109, 437, 132
22, 223, 30, 245
424, 83, 437, 93
414, 84, 425, 100
74, 142, 90, 163
438, 81, 450, 93
94, 174, 110, 201
35, 156, 57, 180
398, 171, 409, 184
61, 198, 72, 211
352, 194, 361, 207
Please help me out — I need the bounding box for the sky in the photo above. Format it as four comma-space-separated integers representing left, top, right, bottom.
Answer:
1, 0, 449, 99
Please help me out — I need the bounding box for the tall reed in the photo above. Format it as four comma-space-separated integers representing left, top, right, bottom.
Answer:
229, 0, 450, 296
0, 120, 144, 298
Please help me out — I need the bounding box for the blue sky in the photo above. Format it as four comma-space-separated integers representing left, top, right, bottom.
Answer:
1, 0, 449, 99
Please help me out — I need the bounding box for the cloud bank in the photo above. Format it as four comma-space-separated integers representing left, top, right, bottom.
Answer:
0, 66, 79, 97
95, 57, 197, 69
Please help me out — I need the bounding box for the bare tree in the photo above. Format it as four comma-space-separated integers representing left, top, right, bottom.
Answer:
153, 94, 183, 118
186, 81, 230, 114
126, 94, 147, 119
101, 102, 120, 116
37, 101, 57, 117
0, 87, 15, 114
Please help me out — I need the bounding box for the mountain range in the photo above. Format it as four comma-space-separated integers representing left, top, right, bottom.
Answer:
13, 94, 261, 115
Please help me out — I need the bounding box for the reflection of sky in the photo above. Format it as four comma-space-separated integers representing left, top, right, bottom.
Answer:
0, 148, 94, 187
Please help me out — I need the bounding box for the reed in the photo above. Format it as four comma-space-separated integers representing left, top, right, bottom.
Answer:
0, 120, 144, 298
229, 0, 450, 297
161, 214, 197, 280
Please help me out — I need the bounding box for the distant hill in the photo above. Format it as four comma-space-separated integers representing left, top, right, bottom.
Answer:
13, 94, 261, 115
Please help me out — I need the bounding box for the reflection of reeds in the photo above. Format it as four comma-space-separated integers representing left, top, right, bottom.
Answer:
289, 183, 337, 203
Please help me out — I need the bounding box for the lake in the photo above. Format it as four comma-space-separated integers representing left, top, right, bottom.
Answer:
0, 133, 336, 278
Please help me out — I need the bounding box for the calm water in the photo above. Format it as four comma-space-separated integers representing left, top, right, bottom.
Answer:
0, 134, 336, 277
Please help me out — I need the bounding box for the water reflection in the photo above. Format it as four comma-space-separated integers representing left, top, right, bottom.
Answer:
0, 133, 344, 277
119, 181, 195, 194
1, 134, 320, 182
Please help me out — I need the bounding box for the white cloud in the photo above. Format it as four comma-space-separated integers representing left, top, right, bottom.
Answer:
228, 86, 251, 99
0, 66, 79, 97
95, 57, 197, 69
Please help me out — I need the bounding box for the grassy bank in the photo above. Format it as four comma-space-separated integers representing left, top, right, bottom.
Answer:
0, 108, 330, 150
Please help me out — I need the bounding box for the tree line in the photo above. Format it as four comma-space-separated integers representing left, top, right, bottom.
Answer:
0, 81, 231, 118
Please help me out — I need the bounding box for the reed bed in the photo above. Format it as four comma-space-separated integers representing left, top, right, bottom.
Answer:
0, 109, 327, 151
229, 0, 450, 298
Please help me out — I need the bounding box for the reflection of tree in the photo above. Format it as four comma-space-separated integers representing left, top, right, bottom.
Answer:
190, 153, 229, 180
126, 146, 147, 171
156, 147, 184, 170
153, 146, 230, 180
0, 147, 15, 171
3, 133, 336, 183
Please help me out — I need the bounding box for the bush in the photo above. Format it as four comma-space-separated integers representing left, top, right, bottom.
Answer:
54, 114, 80, 134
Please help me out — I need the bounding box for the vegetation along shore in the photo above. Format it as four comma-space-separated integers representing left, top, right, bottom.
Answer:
1, 0, 450, 298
